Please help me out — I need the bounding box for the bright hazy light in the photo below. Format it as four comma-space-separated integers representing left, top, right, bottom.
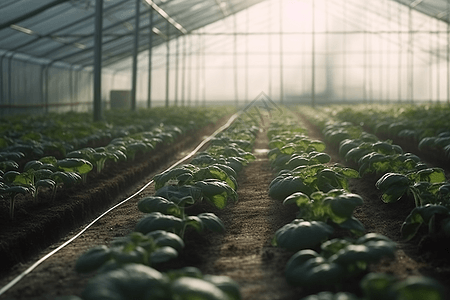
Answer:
123, 0, 450, 106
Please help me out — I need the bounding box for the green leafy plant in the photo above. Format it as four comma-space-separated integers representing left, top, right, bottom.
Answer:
80, 264, 241, 300
376, 168, 447, 206
272, 219, 334, 252
285, 233, 396, 287
134, 211, 225, 239
269, 164, 359, 200
75, 231, 184, 273
283, 189, 365, 234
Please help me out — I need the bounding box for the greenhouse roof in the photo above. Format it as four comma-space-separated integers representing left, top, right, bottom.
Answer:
0, 0, 449, 71
393, 0, 450, 20
0, 0, 264, 68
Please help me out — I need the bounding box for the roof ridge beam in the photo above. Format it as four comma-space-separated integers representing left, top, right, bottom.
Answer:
144, 0, 187, 34
0, 0, 71, 31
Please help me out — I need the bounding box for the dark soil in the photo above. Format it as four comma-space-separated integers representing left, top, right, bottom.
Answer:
1, 113, 450, 300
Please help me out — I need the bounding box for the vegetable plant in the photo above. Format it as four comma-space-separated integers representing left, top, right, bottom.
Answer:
284, 233, 396, 288
283, 189, 365, 234
272, 219, 334, 252
75, 231, 184, 273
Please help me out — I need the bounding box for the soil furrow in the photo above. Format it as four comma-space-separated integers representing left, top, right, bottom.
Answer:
196, 126, 303, 300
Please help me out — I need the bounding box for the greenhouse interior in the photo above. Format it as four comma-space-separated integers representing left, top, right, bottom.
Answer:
1, 0, 450, 118
2, 1, 450, 300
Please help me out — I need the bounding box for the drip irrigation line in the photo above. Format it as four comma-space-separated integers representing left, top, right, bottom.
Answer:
0, 112, 241, 296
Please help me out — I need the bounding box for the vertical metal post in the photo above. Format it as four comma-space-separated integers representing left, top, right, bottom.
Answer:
343, 0, 346, 102
131, 0, 140, 111
181, 35, 186, 106
233, 14, 238, 106
196, 33, 200, 106
93, 0, 103, 121
408, 6, 413, 103
311, 0, 315, 107
398, 3, 402, 102
165, 21, 170, 107
245, 7, 249, 104
436, 19, 440, 103
174, 35, 180, 106
363, 2, 367, 103
70, 65, 74, 111
0, 54, 4, 109
8, 54, 13, 110
279, 0, 284, 104
429, 18, 433, 102
188, 35, 192, 106
386, 0, 391, 103
447, 1, 450, 104
202, 30, 206, 106
147, 7, 153, 108
268, 0, 272, 97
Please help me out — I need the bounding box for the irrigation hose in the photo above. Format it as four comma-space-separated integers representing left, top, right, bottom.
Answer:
0, 112, 241, 296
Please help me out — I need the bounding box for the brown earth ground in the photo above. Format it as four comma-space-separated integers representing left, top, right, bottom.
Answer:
1, 113, 450, 299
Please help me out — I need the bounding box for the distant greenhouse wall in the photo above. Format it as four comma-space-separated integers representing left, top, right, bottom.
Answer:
0, 52, 138, 117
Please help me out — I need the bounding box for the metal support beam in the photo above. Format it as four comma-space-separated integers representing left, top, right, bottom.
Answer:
233, 14, 238, 106
93, 0, 103, 121
408, 6, 413, 103
398, 3, 402, 102
181, 35, 186, 106
279, 0, 284, 104
268, 0, 272, 97
148, 7, 154, 108
165, 21, 170, 107
131, 0, 140, 111
0, 0, 71, 31
175, 36, 180, 106
196, 34, 200, 106
201, 30, 206, 106
311, 0, 315, 108
188, 35, 192, 107
131, 1, 141, 111
245, 7, 249, 105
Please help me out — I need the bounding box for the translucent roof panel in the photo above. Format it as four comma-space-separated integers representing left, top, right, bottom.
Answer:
392, 0, 450, 20
0, 0, 265, 69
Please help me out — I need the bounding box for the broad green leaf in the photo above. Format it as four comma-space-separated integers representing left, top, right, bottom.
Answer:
171, 277, 229, 300
283, 192, 310, 207
135, 212, 184, 234
149, 246, 178, 264
146, 230, 185, 251
57, 158, 93, 174
391, 276, 447, 300
198, 213, 225, 233
272, 219, 334, 251
39, 156, 57, 165
75, 245, 112, 273
202, 275, 241, 300
285, 250, 345, 287
137, 196, 181, 216
81, 264, 168, 300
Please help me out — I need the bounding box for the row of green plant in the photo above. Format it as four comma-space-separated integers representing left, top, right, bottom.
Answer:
315, 103, 450, 162
0, 108, 233, 219
0, 107, 232, 170
266, 114, 446, 299
313, 112, 450, 243
70, 113, 259, 300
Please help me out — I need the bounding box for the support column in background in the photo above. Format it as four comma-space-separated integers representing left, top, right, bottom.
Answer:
131, 0, 140, 111
165, 21, 170, 107
93, 0, 103, 121
311, 0, 315, 108
147, 7, 153, 108
279, 0, 284, 104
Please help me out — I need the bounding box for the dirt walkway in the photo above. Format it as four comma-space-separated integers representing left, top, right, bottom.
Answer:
196, 126, 303, 300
